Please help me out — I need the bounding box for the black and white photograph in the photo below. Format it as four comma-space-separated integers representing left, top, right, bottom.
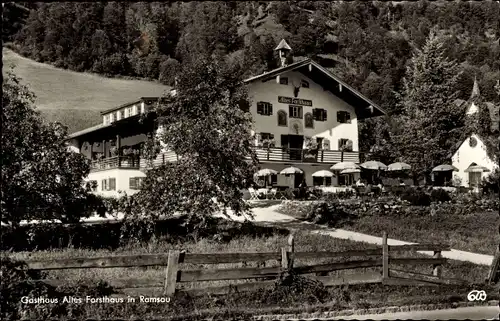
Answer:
2, 1, 500, 320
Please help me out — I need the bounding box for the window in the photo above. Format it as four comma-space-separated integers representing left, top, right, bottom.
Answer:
469, 172, 481, 187
129, 177, 144, 190
120, 110, 125, 119
277, 110, 287, 126
313, 108, 327, 121
88, 180, 97, 192
259, 133, 275, 148
257, 102, 273, 116
305, 113, 314, 128
280, 77, 288, 85
338, 139, 353, 151
313, 177, 332, 186
101, 178, 116, 191
469, 137, 477, 147
109, 113, 114, 123
289, 105, 303, 119
316, 137, 324, 148
301, 80, 309, 88
337, 111, 351, 123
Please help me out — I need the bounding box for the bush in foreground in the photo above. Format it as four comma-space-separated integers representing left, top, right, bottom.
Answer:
430, 188, 451, 203
401, 188, 432, 206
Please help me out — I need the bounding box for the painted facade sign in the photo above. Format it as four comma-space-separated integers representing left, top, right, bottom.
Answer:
278, 96, 312, 107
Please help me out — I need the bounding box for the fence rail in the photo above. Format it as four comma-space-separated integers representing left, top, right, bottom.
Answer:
23, 233, 466, 297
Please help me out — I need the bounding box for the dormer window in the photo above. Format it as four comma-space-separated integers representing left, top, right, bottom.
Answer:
109, 113, 114, 123
279, 77, 288, 85
301, 80, 309, 88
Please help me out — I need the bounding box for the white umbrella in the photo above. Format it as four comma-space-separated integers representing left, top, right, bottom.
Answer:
330, 162, 360, 171
312, 170, 335, 177
340, 168, 361, 174
387, 162, 412, 171
255, 168, 278, 176
280, 166, 304, 175
464, 165, 490, 173
432, 164, 458, 172
361, 161, 387, 171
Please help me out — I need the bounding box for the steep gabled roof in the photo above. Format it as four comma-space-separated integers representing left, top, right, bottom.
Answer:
274, 39, 292, 51
470, 77, 480, 99
243, 59, 386, 119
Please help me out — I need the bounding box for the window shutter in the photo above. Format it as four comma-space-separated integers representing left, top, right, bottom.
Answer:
129, 177, 137, 189
338, 139, 342, 150
268, 103, 273, 115
337, 111, 342, 122
109, 178, 116, 191
289, 105, 293, 115
346, 112, 350, 123
101, 179, 106, 191
323, 110, 327, 121
257, 102, 263, 115
299, 106, 303, 119
312, 108, 317, 120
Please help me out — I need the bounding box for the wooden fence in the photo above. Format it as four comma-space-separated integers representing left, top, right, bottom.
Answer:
487, 245, 500, 284
23, 232, 468, 297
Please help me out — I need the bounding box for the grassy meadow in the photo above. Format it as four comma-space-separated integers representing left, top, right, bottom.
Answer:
278, 201, 498, 255
6, 229, 497, 319
2, 48, 169, 133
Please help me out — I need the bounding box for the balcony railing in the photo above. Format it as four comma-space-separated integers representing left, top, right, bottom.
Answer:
90, 148, 361, 172
90, 156, 141, 171
251, 147, 360, 164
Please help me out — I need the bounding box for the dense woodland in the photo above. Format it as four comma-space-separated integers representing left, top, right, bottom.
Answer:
3, 1, 500, 180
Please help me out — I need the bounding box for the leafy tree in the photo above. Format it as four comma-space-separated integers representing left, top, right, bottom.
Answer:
1, 72, 102, 226
123, 56, 258, 229
392, 30, 465, 184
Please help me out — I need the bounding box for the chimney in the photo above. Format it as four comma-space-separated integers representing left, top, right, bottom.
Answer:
274, 39, 292, 67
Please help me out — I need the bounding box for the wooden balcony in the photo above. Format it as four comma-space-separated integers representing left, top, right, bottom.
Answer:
89, 147, 361, 172
252, 147, 360, 164
90, 156, 141, 172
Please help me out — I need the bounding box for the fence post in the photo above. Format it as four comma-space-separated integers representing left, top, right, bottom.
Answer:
382, 232, 389, 280
281, 247, 289, 269
164, 250, 180, 296
433, 251, 442, 278
487, 245, 500, 284
287, 234, 295, 269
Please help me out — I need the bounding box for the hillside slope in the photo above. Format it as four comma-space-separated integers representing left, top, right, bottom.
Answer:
2, 48, 170, 133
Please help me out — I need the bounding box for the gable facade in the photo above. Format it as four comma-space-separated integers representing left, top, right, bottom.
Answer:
451, 133, 498, 187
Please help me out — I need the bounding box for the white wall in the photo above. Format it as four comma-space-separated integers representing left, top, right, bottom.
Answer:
86, 169, 146, 197
451, 134, 498, 187
466, 102, 478, 115
247, 71, 359, 151
255, 163, 360, 187
66, 138, 80, 153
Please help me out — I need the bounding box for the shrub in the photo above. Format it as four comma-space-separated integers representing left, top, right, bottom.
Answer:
260, 272, 332, 305
304, 201, 356, 227
401, 188, 431, 206
482, 168, 500, 195
430, 189, 451, 203
158, 57, 181, 86
0, 215, 288, 252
